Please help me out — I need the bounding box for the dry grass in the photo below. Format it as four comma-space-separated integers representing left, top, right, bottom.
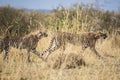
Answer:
0, 34, 120, 80
0, 5, 120, 80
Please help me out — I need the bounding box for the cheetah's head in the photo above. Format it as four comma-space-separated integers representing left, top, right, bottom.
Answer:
37, 31, 48, 39
95, 32, 107, 39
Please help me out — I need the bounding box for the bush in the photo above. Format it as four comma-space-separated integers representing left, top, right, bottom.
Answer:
0, 6, 46, 38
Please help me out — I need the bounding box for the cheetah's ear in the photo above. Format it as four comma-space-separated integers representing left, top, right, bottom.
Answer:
36, 31, 42, 38
95, 35, 99, 39
94, 32, 101, 39
37, 31, 42, 35
38, 30, 42, 33
39, 31, 42, 34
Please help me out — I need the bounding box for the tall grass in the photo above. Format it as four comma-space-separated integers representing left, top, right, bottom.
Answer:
0, 37, 120, 80
48, 4, 120, 34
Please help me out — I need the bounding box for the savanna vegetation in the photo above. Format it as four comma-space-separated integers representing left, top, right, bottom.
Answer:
0, 4, 120, 80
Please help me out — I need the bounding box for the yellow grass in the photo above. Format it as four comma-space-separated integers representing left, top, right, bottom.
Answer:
0, 34, 120, 80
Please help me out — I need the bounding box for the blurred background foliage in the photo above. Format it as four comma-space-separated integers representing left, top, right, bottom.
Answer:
0, 4, 120, 38
0, 6, 47, 38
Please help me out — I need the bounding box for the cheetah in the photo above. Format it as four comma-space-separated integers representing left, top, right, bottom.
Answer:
40, 31, 107, 60
0, 31, 48, 62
